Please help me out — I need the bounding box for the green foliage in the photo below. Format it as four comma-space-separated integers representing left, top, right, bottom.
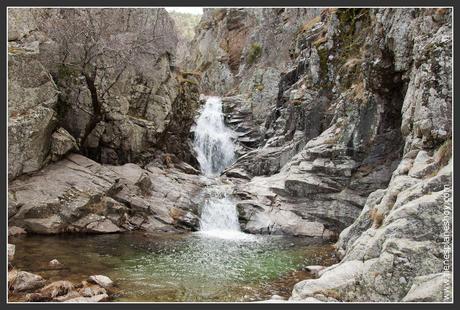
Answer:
255, 83, 265, 91
247, 43, 262, 65
332, 9, 370, 91
335, 8, 370, 61
317, 47, 328, 79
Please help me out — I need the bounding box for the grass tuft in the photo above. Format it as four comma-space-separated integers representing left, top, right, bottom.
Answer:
247, 43, 262, 65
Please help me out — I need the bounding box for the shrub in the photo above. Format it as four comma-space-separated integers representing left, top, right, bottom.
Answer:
435, 138, 452, 168
255, 83, 264, 91
247, 43, 262, 65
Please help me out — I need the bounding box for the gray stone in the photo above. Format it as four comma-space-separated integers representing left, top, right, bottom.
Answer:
8, 244, 15, 262
10, 271, 46, 293
8, 226, 26, 236
50, 128, 78, 161
291, 260, 364, 301
40, 280, 75, 299
402, 273, 452, 302
88, 275, 113, 289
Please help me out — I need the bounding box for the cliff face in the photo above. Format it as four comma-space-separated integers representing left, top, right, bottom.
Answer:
8, 8, 203, 234
8, 8, 200, 181
188, 9, 320, 121
169, 11, 201, 66
190, 8, 452, 301
293, 9, 452, 302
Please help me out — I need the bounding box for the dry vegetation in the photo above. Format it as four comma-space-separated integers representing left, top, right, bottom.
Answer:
434, 138, 452, 168
301, 15, 321, 33
370, 208, 385, 228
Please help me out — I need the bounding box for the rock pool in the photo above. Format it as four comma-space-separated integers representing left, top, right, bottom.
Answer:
10, 232, 336, 302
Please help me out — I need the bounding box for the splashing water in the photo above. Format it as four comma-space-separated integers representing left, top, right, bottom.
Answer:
198, 185, 250, 240
193, 97, 251, 240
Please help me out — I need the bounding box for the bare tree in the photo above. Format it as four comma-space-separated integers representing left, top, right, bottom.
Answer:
34, 8, 178, 146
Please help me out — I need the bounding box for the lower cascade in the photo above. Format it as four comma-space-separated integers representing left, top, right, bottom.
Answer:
193, 96, 246, 239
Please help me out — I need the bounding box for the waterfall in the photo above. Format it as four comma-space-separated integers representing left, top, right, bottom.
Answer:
199, 186, 241, 232
193, 96, 235, 176
193, 97, 248, 239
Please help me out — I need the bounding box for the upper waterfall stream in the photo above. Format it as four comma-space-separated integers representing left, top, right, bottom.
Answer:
193, 96, 248, 239
193, 96, 235, 176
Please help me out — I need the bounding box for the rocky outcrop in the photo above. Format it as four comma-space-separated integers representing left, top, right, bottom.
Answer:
189, 9, 320, 95
169, 11, 202, 66
8, 39, 59, 180
8, 8, 201, 181
191, 7, 452, 302
8, 153, 204, 234
285, 8, 452, 302
200, 8, 402, 238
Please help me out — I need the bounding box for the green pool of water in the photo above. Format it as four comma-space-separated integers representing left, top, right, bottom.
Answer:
10, 232, 336, 302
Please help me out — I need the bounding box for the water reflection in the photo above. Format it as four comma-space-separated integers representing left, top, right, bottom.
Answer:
11, 232, 335, 302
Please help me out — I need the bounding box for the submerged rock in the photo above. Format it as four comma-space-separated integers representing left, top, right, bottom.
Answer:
48, 259, 62, 267
79, 285, 107, 298
304, 265, 326, 277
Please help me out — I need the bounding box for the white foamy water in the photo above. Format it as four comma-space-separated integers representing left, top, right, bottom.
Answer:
193, 96, 235, 176
193, 97, 252, 240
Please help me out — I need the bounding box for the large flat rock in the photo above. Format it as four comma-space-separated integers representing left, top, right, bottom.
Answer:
8, 153, 204, 234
